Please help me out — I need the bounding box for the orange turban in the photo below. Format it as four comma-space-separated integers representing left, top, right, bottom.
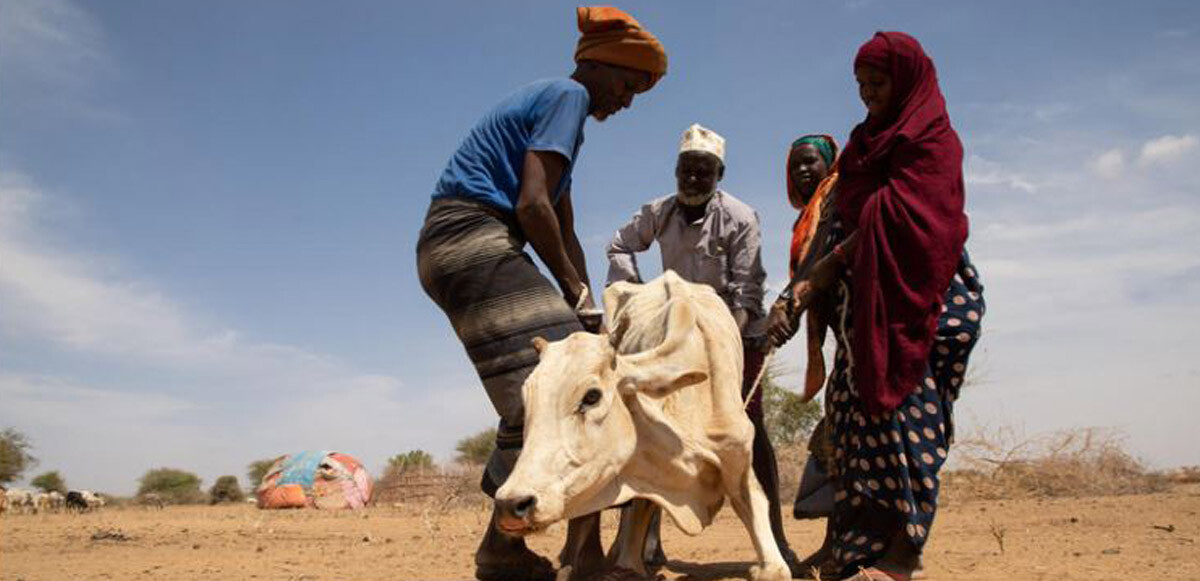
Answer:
574, 7, 667, 79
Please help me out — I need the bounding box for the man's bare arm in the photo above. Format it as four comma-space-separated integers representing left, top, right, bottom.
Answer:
555, 189, 591, 293
516, 150, 585, 306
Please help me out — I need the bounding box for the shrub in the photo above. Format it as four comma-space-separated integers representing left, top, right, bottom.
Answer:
208, 475, 245, 504
31, 470, 67, 494
455, 428, 497, 465
0, 428, 37, 485
247, 457, 281, 488
760, 363, 822, 449
388, 450, 435, 474
137, 468, 205, 504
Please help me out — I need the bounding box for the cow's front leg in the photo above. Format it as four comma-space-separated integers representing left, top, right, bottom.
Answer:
557, 512, 605, 580
727, 473, 790, 581
607, 499, 658, 576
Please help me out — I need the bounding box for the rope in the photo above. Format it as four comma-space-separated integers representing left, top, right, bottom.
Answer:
743, 346, 775, 411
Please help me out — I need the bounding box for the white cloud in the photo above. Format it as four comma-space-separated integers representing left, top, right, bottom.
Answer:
1032, 103, 1074, 123
965, 154, 1038, 193
1138, 134, 1198, 167
0, 176, 295, 368
959, 128, 1200, 469
0, 172, 495, 493
1, 373, 197, 424
976, 215, 1100, 243
0, 0, 106, 84
0, 0, 118, 121
1091, 148, 1125, 179
1157, 29, 1192, 39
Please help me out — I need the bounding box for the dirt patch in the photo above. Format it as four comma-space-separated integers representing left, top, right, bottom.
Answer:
89, 528, 133, 542
3, 483, 1199, 580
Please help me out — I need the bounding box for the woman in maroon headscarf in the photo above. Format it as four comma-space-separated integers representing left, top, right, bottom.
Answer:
776, 32, 984, 581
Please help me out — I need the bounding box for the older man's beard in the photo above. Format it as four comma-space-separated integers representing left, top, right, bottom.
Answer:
677, 188, 715, 207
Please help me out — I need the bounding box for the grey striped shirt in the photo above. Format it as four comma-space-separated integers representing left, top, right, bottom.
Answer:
605, 190, 767, 339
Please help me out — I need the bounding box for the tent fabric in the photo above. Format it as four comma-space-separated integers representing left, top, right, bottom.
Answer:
256, 451, 373, 509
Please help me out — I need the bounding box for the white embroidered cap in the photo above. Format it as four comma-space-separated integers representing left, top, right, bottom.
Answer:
679, 123, 725, 162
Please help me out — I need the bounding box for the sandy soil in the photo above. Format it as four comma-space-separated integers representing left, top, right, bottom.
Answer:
2, 484, 1198, 581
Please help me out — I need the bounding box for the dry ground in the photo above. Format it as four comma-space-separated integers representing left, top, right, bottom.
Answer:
2, 484, 1198, 581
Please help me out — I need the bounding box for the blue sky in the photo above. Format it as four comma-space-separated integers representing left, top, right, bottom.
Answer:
2, 0, 1198, 495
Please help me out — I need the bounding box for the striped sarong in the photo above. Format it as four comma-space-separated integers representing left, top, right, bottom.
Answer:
416, 198, 581, 496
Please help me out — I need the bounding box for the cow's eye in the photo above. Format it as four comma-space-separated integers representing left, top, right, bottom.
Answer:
578, 388, 603, 412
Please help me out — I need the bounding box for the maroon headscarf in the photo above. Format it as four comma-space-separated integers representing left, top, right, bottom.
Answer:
836, 32, 968, 414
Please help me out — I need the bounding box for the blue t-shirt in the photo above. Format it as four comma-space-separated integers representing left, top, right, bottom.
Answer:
432, 78, 589, 214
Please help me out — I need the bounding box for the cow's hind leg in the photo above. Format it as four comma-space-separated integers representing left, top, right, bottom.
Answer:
726, 474, 790, 581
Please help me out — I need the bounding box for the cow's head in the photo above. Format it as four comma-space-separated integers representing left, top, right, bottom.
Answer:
493, 297, 707, 535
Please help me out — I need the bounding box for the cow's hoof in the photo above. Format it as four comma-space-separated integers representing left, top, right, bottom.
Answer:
749, 562, 792, 581
559, 565, 659, 581
475, 553, 556, 581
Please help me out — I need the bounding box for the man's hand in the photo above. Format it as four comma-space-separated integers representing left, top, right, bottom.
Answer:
574, 285, 605, 334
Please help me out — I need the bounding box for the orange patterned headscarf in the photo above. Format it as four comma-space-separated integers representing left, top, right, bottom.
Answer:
574, 7, 667, 81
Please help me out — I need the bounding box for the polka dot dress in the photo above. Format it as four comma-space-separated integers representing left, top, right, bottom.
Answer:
826, 251, 985, 575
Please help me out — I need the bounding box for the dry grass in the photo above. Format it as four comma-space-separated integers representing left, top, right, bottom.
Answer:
942, 426, 1168, 502
777, 426, 1169, 507
1164, 465, 1200, 484
370, 427, 1170, 516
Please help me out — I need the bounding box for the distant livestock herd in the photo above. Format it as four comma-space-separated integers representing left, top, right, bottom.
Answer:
0, 487, 106, 514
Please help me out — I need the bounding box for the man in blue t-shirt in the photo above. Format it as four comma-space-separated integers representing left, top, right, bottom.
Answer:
416, 7, 666, 581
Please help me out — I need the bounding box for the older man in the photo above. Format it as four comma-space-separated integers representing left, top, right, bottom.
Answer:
417, 7, 666, 581
606, 124, 800, 572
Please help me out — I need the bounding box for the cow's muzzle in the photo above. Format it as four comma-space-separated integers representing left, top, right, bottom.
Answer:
494, 494, 537, 535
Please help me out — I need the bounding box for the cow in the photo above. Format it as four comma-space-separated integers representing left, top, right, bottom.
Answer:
66, 490, 104, 512
65, 490, 89, 511
139, 492, 166, 510
47, 490, 65, 512
86, 490, 105, 509
5, 488, 34, 515
33, 492, 51, 513
494, 271, 790, 581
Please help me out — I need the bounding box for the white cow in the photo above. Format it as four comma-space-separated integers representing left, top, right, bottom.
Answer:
84, 490, 106, 509
47, 491, 65, 512
5, 488, 34, 515
494, 271, 789, 581
33, 492, 51, 513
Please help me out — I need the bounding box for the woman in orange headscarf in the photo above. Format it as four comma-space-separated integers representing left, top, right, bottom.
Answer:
768, 134, 840, 399
768, 134, 842, 576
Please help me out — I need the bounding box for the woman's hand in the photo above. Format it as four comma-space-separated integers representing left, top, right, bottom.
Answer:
767, 298, 798, 348
808, 251, 841, 294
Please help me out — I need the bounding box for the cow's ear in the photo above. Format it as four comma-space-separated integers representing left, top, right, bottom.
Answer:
531, 336, 549, 356
618, 363, 707, 398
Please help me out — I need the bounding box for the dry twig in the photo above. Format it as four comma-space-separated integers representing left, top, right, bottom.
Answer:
989, 521, 1007, 554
